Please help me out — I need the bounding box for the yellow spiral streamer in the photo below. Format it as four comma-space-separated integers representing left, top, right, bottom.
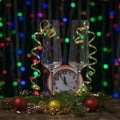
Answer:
74, 22, 97, 89
31, 33, 41, 90
74, 26, 88, 44
31, 20, 57, 90
39, 20, 56, 38
85, 31, 97, 85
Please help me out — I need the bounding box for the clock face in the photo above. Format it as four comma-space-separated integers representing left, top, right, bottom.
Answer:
47, 65, 83, 91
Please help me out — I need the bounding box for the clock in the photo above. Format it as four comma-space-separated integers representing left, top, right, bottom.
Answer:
47, 65, 83, 92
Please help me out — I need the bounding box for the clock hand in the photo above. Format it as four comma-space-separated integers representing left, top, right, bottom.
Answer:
63, 76, 67, 85
59, 75, 67, 85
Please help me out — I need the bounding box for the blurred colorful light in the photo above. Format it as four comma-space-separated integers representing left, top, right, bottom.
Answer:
37, 12, 43, 18
90, 17, 96, 22
12, 81, 18, 86
90, 1, 95, 7
42, 3, 48, 9
34, 90, 39, 96
96, 31, 102, 37
20, 66, 26, 72
62, 17, 68, 22
65, 38, 70, 43
0, 22, 3, 27
102, 81, 108, 87
0, 33, 3, 38
18, 49, 23, 55
103, 64, 109, 69
20, 80, 26, 85
113, 92, 119, 98
17, 62, 22, 67
17, 12, 23, 17
33, 71, 39, 76
26, 0, 31, 6
102, 47, 108, 52
97, 15, 103, 21
71, 2, 76, 8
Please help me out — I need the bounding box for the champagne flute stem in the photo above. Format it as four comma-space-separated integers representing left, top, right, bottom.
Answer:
50, 71, 54, 93
77, 71, 80, 89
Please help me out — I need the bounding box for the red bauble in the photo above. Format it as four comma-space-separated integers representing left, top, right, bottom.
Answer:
85, 97, 99, 112
13, 97, 27, 112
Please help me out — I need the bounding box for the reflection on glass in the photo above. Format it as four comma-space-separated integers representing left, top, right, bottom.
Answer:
41, 20, 62, 91
69, 20, 89, 89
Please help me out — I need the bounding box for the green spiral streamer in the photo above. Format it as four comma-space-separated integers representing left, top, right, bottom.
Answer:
31, 20, 57, 90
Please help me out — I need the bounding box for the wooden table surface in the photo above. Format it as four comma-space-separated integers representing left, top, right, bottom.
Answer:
0, 99, 120, 120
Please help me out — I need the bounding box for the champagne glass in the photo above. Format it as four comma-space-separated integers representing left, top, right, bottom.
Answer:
41, 20, 62, 91
68, 20, 89, 89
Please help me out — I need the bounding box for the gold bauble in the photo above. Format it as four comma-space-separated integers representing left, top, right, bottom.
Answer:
48, 100, 60, 110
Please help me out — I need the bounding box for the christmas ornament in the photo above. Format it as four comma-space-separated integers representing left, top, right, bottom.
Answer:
85, 97, 99, 112
48, 99, 60, 115
48, 100, 60, 110
13, 97, 27, 112
0, 91, 114, 116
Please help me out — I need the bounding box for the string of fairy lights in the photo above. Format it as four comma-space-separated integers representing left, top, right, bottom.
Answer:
0, 0, 120, 98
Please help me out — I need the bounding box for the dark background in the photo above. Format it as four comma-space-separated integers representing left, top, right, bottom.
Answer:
0, 0, 120, 98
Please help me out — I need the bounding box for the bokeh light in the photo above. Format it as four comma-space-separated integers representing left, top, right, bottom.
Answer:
17, 62, 22, 67
0, 22, 3, 27
96, 31, 102, 37
97, 15, 103, 21
37, 12, 43, 18
103, 64, 109, 69
0, 0, 120, 97
17, 12, 23, 17
90, 1, 95, 7
42, 3, 48, 9
90, 17, 96, 22
20, 66, 26, 72
12, 81, 18, 87
102, 81, 108, 87
71, 2, 76, 8
0, 33, 3, 38
65, 37, 70, 43
33, 71, 39, 76
20, 80, 26, 86
26, 0, 31, 6
34, 90, 39, 96
113, 92, 119, 98
62, 17, 68, 22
